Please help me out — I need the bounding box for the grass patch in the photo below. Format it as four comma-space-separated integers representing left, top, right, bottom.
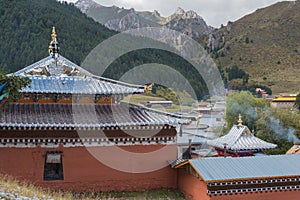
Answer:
0, 174, 186, 200
74, 189, 186, 200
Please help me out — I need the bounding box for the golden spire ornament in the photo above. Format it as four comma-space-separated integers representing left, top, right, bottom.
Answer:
237, 114, 243, 126
144, 83, 154, 92
48, 26, 59, 58
51, 26, 57, 42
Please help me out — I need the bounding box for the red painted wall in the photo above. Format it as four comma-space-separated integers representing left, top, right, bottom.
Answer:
177, 169, 210, 200
0, 144, 177, 192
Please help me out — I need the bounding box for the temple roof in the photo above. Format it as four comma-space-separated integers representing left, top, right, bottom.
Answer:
0, 103, 191, 129
207, 125, 277, 151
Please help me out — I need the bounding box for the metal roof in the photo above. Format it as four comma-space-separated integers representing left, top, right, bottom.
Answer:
0, 103, 191, 128
207, 125, 277, 150
190, 154, 300, 182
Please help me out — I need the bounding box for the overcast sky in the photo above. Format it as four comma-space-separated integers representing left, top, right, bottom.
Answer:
66, 0, 293, 27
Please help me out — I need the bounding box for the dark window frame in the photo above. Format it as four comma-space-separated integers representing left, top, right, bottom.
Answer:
43, 153, 64, 181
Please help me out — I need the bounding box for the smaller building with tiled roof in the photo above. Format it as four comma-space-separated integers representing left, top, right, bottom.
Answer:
207, 114, 277, 156
175, 154, 300, 200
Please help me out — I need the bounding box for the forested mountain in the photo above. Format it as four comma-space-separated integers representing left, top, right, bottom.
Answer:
0, 0, 209, 99
0, 0, 115, 72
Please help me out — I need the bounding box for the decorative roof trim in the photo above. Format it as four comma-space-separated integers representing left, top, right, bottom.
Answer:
208, 185, 300, 195
204, 175, 300, 183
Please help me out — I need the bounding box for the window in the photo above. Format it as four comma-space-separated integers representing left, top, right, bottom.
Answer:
44, 153, 64, 181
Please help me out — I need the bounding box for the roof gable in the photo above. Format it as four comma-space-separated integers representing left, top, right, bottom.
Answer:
11, 55, 92, 77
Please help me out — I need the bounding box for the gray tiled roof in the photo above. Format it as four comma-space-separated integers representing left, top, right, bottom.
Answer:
207, 125, 277, 150
0, 103, 191, 128
190, 154, 300, 182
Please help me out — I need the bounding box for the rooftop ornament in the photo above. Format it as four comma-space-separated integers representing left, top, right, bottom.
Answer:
48, 26, 60, 59
144, 83, 154, 92
237, 114, 243, 126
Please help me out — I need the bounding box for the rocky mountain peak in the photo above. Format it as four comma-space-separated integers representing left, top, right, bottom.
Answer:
175, 7, 185, 15
75, 0, 99, 13
153, 10, 161, 17
183, 10, 202, 20
75, 0, 213, 41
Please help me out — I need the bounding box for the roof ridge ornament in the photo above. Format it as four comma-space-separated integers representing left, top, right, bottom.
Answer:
51, 26, 57, 41
237, 114, 243, 126
144, 83, 154, 92
48, 26, 60, 58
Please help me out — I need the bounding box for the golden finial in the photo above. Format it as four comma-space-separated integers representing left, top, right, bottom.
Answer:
49, 26, 59, 57
51, 26, 57, 42
237, 114, 243, 126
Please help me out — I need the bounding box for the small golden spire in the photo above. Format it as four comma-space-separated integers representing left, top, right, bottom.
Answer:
51, 26, 57, 42
237, 114, 243, 126
195, 114, 202, 128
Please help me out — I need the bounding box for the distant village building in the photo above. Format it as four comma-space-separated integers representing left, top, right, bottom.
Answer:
271, 95, 297, 109
146, 100, 173, 108
255, 88, 269, 98
176, 131, 217, 159
174, 154, 300, 200
0, 27, 191, 192
207, 115, 277, 157
286, 142, 300, 154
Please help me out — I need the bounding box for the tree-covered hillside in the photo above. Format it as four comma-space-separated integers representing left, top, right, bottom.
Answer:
0, 0, 115, 72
